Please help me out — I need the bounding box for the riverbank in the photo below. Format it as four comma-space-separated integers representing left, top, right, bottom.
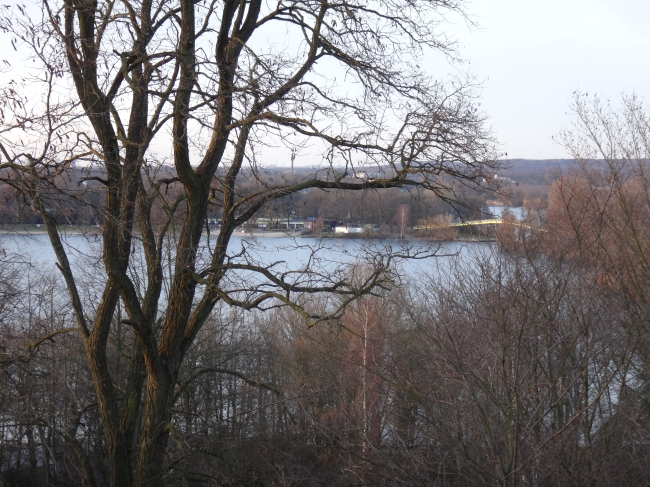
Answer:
229, 229, 302, 238
0, 225, 497, 243
0, 224, 101, 235
0, 225, 303, 238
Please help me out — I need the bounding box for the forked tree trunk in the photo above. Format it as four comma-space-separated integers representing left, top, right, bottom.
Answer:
134, 368, 176, 487
0, 1, 501, 485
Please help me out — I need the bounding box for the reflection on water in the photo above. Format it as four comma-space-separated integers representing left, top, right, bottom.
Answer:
0, 233, 495, 280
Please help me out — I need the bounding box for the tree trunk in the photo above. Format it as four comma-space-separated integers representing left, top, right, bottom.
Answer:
134, 367, 176, 487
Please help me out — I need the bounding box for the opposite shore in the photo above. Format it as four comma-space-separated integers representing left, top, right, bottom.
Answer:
0, 224, 497, 243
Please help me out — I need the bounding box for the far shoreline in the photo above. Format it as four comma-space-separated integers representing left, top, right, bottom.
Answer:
0, 225, 496, 243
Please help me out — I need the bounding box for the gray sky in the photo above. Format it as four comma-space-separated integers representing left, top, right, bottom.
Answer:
2, 1, 648, 162
454, 0, 650, 159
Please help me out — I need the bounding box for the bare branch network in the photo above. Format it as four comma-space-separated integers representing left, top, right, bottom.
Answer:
0, 1, 502, 485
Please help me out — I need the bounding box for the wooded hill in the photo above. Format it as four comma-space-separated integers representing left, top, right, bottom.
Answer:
0, 160, 563, 229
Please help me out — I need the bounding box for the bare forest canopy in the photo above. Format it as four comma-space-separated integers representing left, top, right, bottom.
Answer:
1, 0, 649, 485
0, 160, 561, 228
0, 166, 465, 227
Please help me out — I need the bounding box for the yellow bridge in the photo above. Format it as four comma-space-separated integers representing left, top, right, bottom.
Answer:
413, 219, 534, 231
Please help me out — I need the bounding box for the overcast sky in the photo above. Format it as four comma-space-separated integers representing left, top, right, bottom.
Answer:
453, 0, 650, 159
2, 1, 648, 162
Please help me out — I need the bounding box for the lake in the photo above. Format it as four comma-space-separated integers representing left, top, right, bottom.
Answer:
0, 204, 523, 275
0, 232, 495, 283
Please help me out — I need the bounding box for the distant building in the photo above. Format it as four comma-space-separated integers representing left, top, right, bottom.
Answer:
335, 226, 364, 234
254, 217, 313, 230
494, 174, 515, 185
354, 170, 386, 181
284, 220, 313, 230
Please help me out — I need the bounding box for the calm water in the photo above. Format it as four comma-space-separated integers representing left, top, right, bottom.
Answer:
0, 232, 494, 279
1, 205, 523, 274
0, 207, 521, 299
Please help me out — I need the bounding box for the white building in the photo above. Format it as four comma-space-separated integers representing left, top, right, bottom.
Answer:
334, 226, 364, 234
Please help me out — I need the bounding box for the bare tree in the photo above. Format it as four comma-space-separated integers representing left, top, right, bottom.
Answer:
547, 94, 650, 482
0, 1, 500, 485
395, 203, 412, 238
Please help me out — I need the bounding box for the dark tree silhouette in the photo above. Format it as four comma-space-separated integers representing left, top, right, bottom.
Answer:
0, 1, 500, 485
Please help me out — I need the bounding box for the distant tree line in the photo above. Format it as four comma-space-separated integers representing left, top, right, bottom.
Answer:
0, 172, 493, 231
